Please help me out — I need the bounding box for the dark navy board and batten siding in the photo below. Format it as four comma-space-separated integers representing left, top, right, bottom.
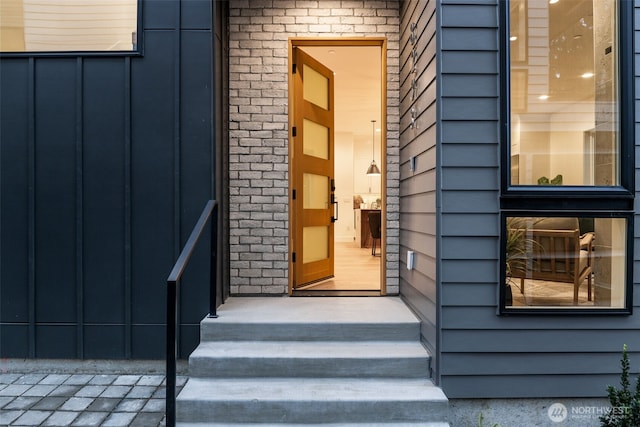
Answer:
0, 0, 217, 359
399, 0, 640, 398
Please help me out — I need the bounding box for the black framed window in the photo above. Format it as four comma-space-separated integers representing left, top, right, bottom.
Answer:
0, 0, 140, 54
500, 0, 634, 313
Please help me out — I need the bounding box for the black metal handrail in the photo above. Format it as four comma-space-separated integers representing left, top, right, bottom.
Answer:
166, 200, 219, 427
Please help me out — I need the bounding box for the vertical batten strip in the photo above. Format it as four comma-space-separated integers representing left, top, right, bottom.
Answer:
124, 56, 132, 358
27, 57, 36, 358
212, 1, 221, 305
75, 56, 84, 358
211, 0, 218, 203
173, 1, 182, 357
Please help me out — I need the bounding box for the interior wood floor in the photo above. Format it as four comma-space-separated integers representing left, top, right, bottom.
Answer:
510, 278, 594, 307
295, 241, 381, 291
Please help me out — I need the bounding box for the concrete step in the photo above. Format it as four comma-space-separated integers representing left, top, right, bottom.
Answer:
189, 340, 430, 378
178, 297, 449, 425
176, 377, 449, 424
201, 297, 421, 342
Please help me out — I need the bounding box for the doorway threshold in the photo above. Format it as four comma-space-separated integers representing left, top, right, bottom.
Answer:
291, 290, 381, 297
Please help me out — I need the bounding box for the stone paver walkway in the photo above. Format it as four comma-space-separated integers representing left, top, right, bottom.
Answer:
0, 371, 186, 426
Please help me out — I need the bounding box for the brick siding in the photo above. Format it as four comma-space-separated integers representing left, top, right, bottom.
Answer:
228, 0, 400, 294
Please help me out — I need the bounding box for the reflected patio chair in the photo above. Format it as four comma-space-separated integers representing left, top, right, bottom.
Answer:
511, 217, 594, 305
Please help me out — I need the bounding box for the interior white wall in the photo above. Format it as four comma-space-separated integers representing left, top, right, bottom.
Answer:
335, 131, 355, 243
334, 131, 382, 243
518, 128, 550, 184
548, 104, 595, 185
548, 131, 584, 185
517, 105, 595, 185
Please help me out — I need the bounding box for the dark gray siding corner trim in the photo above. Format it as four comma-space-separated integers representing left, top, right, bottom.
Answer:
438, 0, 501, 397
399, 0, 439, 378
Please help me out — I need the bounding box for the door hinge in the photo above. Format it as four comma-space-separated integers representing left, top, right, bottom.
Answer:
292, 63, 297, 74
292, 189, 296, 200
292, 252, 296, 263
292, 126, 297, 137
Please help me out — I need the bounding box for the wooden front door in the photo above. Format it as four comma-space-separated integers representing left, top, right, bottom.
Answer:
291, 47, 336, 288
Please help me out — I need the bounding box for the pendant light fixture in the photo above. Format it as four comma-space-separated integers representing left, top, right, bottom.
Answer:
366, 119, 381, 176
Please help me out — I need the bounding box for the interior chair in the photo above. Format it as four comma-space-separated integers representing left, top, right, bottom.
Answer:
511, 217, 595, 305
368, 211, 381, 256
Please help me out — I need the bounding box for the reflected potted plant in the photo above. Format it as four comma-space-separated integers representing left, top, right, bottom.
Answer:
504, 217, 540, 305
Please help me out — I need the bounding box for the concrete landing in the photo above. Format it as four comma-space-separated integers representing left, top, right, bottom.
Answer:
201, 296, 422, 342
210, 296, 421, 324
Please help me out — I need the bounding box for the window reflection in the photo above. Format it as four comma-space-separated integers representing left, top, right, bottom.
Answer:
509, 0, 619, 186
0, 0, 138, 52
505, 216, 626, 308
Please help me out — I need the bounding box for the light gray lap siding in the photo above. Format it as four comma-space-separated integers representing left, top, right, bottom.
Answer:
428, 0, 640, 398
399, 0, 640, 398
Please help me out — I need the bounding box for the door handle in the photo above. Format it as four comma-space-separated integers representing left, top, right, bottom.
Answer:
330, 180, 337, 222
331, 200, 339, 223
